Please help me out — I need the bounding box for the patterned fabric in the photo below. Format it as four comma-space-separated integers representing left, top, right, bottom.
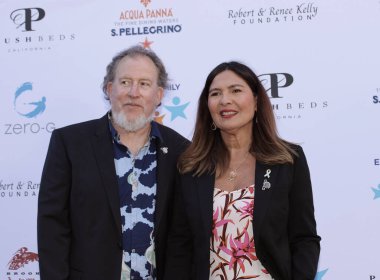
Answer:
210, 185, 274, 280
109, 118, 162, 280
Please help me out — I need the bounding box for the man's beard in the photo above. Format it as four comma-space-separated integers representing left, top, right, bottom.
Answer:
112, 110, 154, 132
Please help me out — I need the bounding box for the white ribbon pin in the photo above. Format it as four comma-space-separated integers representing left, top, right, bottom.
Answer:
262, 169, 272, 190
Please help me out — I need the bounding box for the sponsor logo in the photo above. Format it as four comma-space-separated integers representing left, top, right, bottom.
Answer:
154, 110, 165, 124
154, 82, 188, 124
3, 82, 56, 135
10, 8, 45, 32
4, 7, 76, 53
228, 2, 319, 25
259, 73, 328, 120
140, 37, 154, 49
371, 184, 380, 200
0, 180, 40, 199
373, 88, 380, 104
14, 82, 46, 118
140, 0, 151, 8
314, 268, 328, 280
5, 247, 39, 279
111, 0, 182, 37
163, 96, 189, 121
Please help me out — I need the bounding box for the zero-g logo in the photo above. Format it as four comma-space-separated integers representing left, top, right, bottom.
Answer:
10, 8, 45, 32
14, 82, 46, 118
258, 73, 293, 98
4, 82, 55, 135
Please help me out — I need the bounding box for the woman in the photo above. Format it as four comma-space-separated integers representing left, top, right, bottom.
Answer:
165, 61, 320, 280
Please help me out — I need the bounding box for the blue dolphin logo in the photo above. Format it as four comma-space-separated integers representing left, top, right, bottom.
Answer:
14, 82, 46, 118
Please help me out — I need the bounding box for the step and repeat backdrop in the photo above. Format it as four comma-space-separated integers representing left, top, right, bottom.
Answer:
1, 0, 379, 279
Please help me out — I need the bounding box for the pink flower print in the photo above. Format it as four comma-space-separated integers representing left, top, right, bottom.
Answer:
219, 231, 257, 272
239, 200, 254, 221
212, 207, 233, 241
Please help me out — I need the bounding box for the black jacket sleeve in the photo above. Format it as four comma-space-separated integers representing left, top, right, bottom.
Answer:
37, 129, 71, 280
164, 172, 193, 280
288, 146, 321, 280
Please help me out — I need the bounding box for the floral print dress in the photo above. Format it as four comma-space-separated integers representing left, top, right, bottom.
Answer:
210, 185, 274, 280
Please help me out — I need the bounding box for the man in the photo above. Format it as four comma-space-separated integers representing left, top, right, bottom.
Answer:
37, 45, 189, 280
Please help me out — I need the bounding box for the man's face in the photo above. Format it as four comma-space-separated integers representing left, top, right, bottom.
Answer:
107, 55, 163, 132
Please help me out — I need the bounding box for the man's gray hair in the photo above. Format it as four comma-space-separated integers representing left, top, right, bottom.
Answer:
102, 45, 168, 99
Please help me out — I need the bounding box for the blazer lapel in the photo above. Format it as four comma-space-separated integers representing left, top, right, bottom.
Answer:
91, 115, 121, 233
155, 140, 171, 231
197, 174, 214, 236
253, 162, 278, 239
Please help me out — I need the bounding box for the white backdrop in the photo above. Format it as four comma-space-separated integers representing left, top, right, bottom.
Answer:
1, 1, 379, 279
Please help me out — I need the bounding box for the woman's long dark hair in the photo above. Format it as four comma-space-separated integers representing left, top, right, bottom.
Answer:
178, 61, 297, 176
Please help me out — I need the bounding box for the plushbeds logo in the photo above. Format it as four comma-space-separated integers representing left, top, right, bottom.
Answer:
3, 82, 55, 135
10, 8, 45, 31
227, 3, 319, 25
4, 7, 76, 53
111, 0, 182, 37
5, 247, 39, 279
259, 73, 328, 120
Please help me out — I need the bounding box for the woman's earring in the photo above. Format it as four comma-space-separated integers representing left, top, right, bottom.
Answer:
211, 122, 217, 131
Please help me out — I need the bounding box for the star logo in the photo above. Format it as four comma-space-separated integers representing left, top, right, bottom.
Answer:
140, 37, 153, 49
314, 269, 328, 280
163, 96, 190, 121
371, 184, 380, 200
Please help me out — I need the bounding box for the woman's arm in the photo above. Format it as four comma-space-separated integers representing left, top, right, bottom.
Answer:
288, 146, 321, 280
164, 172, 193, 280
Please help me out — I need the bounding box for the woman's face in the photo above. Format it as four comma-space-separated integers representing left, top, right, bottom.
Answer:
207, 70, 257, 134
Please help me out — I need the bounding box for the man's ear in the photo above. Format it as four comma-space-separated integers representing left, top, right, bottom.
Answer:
156, 87, 164, 105
106, 82, 113, 98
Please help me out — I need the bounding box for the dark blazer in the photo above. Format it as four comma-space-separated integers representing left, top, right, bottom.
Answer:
37, 114, 189, 280
165, 145, 321, 280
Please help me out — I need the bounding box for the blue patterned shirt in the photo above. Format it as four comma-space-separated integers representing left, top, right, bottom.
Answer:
109, 118, 162, 280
